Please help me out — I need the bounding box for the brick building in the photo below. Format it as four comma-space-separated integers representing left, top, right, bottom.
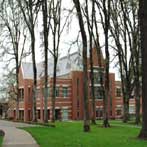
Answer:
7, 48, 137, 122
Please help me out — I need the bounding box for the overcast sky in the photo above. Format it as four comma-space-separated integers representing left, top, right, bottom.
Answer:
0, 0, 120, 82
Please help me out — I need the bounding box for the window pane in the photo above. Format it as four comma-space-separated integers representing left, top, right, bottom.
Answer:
63, 87, 68, 97
116, 88, 121, 97
56, 87, 59, 97
94, 87, 103, 99
36, 89, 40, 98
93, 70, 104, 84
19, 88, 24, 100
43, 87, 50, 97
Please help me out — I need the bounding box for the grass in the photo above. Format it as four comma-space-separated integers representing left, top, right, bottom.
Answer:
0, 136, 3, 147
24, 121, 147, 147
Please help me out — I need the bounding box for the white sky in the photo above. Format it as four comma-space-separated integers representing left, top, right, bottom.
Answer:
0, 0, 120, 82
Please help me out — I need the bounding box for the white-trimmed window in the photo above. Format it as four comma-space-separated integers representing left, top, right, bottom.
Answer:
116, 87, 121, 97
43, 87, 50, 97
55, 87, 60, 97
62, 87, 68, 97
19, 88, 24, 100
129, 105, 135, 114
95, 87, 103, 99
36, 88, 41, 98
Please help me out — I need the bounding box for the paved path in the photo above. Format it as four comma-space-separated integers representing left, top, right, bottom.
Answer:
0, 120, 39, 147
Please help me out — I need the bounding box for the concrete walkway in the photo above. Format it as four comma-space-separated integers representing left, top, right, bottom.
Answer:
0, 120, 39, 147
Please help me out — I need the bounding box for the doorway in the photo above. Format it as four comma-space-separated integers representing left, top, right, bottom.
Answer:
55, 109, 61, 120
62, 109, 68, 120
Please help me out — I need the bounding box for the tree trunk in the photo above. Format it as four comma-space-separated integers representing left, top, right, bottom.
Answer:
138, 0, 147, 139
16, 47, 19, 120
31, 32, 37, 122
73, 0, 90, 132
51, 58, 57, 123
123, 97, 129, 123
42, 0, 48, 123
90, 47, 96, 125
103, 0, 111, 128
85, 0, 96, 125
135, 97, 141, 125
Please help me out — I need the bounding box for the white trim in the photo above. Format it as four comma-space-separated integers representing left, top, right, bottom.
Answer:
95, 99, 103, 101
93, 66, 100, 68
96, 106, 103, 108
116, 86, 121, 89
129, 105, 135, 107
116, 105, 122, 108
19, 86, 24, 89
56, 101, 71, 104
89, 84, 102, 87
62, 106, 69, 109
62, 84, 69, 87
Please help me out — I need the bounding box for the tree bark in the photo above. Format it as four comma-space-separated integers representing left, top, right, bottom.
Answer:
73, 0, 90, 132
16, 42, 19, 120
85, 0, 96, 125
51, 58, 57, 123
42, 0, 49, 123
138, 0, 147, 139
31, 31, 37, 122
103, 0, 110, 128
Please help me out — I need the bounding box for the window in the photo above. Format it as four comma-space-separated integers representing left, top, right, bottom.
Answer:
37, 110, 40, 119
62, 87, 68, 97
36, 89, 40, 98
96, 108, 103, 118
77, 78, 79, 97
28, 87, 31, 102
19, 88, 24, 100
130, 95, 134, 99
43, 87, 50, 97
94, 73, 103, 84
116, 88, 121, 97
116, 109, 122, 116
55, 87, 60, 97
77, 100, 80, 108
77, 111, 80, 119
95, 87, 103, 99
129, 105, 135, 114
93, 68, 104, 84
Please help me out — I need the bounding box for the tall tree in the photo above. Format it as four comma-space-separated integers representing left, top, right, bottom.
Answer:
83, 0, 96, 125
49, 0, 62, 123
73, 0, 90, 132
96, 0, 111, 127
110, 0, 138, 123
130, 0, 141, 125
41, 0, 52, 123
138, 0, 147, 139
0, 0, 27, 120
49, 0, 71, 123
17, 0, 40, 122
103, 0, 111, 127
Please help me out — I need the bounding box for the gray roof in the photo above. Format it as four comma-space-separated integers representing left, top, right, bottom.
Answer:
21, 52, 83, 79
21, 62, 44, 79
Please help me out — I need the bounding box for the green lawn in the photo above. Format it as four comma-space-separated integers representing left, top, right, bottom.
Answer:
24, 121, 147, 147
0, 136, 3, 147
